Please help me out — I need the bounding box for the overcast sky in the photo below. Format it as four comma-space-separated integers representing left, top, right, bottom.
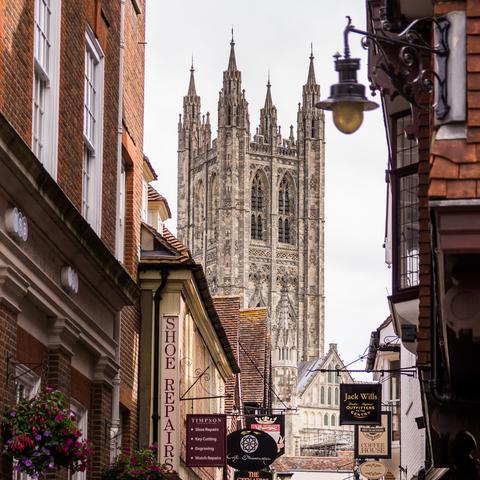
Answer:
144, 0, 391, 379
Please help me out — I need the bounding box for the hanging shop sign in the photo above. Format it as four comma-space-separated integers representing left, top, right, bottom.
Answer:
227, 429, 277, 471
159, 315, 180, 472
234, 471, 272, 480
355, 411, 391, 459
186, 414, 227, 467
340, 383, 381, 425
246, 415, 285, 458
359, 460, 387, 479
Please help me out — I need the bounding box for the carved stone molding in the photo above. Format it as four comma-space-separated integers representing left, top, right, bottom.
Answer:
0, 265, 29, 314
48, 317, 81, 356
93, 355, 119, 387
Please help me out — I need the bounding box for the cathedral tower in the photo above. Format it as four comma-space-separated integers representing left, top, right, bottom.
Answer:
177, 41, 325, 425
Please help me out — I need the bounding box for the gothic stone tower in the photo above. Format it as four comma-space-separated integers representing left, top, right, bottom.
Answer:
177, 40, 325, 409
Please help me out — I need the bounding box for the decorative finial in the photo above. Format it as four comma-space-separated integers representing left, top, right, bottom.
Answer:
267, 69, 271, 87
231, 27, 235, 46
191, 55, 194, 72
310, 42, 314, 59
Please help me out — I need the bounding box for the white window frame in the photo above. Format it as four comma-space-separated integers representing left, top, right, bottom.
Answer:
13, 365, 41, 480
32, 0, 61, 178
141, 179, 148, 222
116, 161, 126, 261
69, 400, 88, 480
82, 27, 104, 233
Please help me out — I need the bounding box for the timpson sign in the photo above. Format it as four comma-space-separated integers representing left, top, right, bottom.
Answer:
160, 315, 180, 472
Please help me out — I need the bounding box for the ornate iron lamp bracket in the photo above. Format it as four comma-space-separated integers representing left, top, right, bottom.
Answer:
344, 15, 450, 119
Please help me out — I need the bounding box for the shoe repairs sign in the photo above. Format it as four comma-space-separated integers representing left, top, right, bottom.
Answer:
340, 383, 382, 425
186, 414, 226, 467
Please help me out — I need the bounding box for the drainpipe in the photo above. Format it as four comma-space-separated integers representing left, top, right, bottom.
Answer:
152, 268, 169, 445
115, 0, 126, 259
111, 312, 121, 458
111, 0, 126, 459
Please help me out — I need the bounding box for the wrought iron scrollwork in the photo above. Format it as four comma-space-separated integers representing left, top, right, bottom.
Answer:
346, 15, 450, 119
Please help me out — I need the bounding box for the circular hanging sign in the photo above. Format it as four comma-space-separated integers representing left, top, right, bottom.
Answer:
227, 429, 277, 471
359, 461, 387, 479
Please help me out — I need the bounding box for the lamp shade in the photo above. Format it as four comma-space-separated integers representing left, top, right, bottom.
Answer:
316, 56, 378, 134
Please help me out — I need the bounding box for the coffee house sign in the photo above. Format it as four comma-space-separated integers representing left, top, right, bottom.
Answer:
340, 383, 381, 425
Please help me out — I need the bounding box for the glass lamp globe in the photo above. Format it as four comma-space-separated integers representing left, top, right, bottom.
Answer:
332, 102, 365, 134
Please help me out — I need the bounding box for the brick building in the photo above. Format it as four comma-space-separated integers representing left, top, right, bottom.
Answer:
0, 0, 146, 478
357, 0, 480, 477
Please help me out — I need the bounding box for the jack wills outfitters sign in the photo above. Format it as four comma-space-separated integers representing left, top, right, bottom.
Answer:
340, 383, 381, 425
160, 315, 180, 472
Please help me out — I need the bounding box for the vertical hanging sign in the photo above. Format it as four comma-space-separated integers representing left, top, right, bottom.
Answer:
160, 315, 180, 472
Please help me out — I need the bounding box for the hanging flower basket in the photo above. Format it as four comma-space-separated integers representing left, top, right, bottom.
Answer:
0, 389, 91, 479
102, 446, 171, 480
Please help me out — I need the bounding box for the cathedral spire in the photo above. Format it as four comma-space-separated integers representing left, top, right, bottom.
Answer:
228, 29, 237, 72
264, 72, 273, 110
187, 58, 196, 96
307, 43, 316, 85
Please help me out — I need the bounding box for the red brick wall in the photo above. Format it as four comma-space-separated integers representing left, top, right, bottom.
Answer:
0, 303, 18, 479
120, 302, 140, 449
0, 1, 34, 144
122, 0, 145, 277
89, 382, 113, 480
0, 0, 122, 254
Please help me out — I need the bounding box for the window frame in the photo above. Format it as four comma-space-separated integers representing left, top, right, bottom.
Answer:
390, 111, 420, 296
32, 0, 61, 178
69, 400, 88, 480
13, 365, 41, 480
82, 26, 105, 233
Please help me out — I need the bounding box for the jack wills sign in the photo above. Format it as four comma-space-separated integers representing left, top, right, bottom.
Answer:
160, 315, 180, 472
340, 383, 381, 425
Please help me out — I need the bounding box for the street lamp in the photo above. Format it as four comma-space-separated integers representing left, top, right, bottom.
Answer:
318, 15, 450, 134
316, 22, 378, 134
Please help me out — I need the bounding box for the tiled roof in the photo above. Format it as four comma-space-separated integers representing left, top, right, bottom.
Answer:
143, 154, 158, 180
148, 185, 172, 217
214, 296, 241, 413
273, 451, 355, 472
429, 139, 480, 198
239, 307, 270, 405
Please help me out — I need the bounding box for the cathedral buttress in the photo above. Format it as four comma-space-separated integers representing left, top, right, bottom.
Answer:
296, 48, 325, 361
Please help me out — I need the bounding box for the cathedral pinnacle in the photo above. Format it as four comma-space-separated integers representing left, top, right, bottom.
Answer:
264, 72, 273, 110
307, 43, 316, 85
187, 58, 196, 96
227, 29, 237, 72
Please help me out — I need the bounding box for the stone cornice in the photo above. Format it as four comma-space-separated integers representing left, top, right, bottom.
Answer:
0, 265, 29, 313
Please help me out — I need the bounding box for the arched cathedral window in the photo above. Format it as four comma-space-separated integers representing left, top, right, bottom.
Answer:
278, 175, 295, 244
251, 172, 267, 241
194, 180, 205, 252
208, 174, 219, 242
